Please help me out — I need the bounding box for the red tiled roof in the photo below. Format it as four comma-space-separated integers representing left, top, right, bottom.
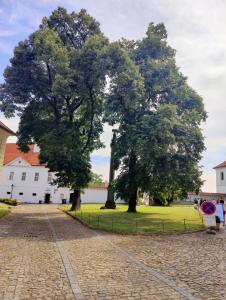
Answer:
88, 183, 108, 190
213, 161, 226, 169
4, 143, 42, 166
0, 121, 15, 135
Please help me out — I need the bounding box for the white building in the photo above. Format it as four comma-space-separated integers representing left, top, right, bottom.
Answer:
185, 161, 226, 202
187, 192, 226, 202
0, 143, 108, 204
214, 161, 226, 194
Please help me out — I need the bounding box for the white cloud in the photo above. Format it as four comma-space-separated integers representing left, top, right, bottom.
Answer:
0, 29, 16, 37
91, 163, 109, 181
93, 124, 113, 157
0, 41, 13, 55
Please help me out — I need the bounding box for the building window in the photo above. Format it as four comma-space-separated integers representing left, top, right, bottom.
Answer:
32, 193, 37, 196
9, 172, 14, 181
21, 172, 26, 181
19, 192, 23, 196
7, 192, 11, 195
47, 172, 52, 183
34, 172, 39, 181
221, 172, 224, 181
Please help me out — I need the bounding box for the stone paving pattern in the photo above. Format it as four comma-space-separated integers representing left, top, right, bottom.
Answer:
0, 205, 225, 299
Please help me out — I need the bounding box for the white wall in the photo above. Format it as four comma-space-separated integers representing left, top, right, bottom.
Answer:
0, 160, 123, 204
216, 167, 226, 193
82, 188, 107, 203
187, 193, 226, 202
0, 159, 56, 203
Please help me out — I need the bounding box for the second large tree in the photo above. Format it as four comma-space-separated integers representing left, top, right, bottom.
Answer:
105, 23, 206, 212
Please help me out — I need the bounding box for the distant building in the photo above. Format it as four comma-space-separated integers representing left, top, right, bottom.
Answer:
186, 161, 226, 202
213, 161, 226, 193
0, 122, 14, 171
0, 143, 110, 204
187, 192, 226, 202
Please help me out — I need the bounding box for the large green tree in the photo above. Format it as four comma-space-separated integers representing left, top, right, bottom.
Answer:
134, 23, 206, 206
0, 7, 108, 210
106, 23, 206, 212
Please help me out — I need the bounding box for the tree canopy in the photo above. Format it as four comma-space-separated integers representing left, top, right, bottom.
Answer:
0, 9, 206, 212
105, 23, 206, 211
0, 7, 109, 210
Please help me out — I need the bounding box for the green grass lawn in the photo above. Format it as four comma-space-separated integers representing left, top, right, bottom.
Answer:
0, 203, 10, 218
60, 203, 204, 234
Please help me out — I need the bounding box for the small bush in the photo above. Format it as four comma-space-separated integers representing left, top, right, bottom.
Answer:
0, 198, 18, 206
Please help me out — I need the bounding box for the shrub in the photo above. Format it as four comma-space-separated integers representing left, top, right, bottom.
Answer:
0, 198, 18, 206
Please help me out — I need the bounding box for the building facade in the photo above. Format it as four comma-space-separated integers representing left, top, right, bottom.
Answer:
185, 161, 226, 202
0, 143, 109, 204
187, 192, 226, 202
214, 161, 226, 193
0, 122, 14, 171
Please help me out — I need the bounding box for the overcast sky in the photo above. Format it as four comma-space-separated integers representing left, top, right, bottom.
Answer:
1, 0, 226, 191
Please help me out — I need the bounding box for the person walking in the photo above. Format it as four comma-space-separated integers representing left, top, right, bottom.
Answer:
215, 201, 224, 230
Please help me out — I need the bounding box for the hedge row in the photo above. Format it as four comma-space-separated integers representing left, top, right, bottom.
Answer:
0, 198, 18, 206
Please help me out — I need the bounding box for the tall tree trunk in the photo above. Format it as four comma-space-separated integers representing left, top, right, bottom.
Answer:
105, 129, 117, 209
127, 150, 138, 213
105, 186, 116, 208
70, 189, 81, 211
152, 197, 163, 206
128, 186, 138, 212
167, 197, 174, 206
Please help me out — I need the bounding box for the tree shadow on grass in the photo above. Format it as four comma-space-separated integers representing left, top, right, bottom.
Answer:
0, 204, 203, 242
0, 206, 98, 242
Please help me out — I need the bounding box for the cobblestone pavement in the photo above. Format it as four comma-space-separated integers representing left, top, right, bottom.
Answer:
0, 205, 225, 300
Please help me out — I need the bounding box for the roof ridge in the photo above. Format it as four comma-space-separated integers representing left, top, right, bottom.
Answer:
4, 144, 42, 166
213, 160, 226, 169
0, 121, 15, 135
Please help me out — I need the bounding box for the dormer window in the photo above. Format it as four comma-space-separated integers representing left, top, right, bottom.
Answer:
221, 172, 224, 181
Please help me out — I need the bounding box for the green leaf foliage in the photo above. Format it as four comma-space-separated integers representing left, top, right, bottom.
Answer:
89, 172, 105, 186
0, 7, 109, 209
0, 9, 206, 212
105, 23, 206, 210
